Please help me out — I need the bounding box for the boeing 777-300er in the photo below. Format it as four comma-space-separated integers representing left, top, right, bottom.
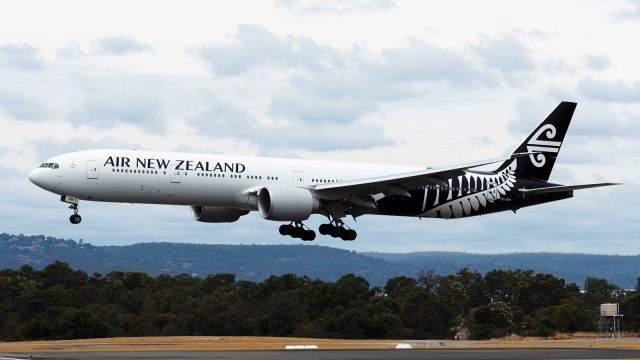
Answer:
29, 102, 618, 241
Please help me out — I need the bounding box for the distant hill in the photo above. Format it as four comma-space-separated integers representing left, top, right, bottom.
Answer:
363, 251, 640, 289
0, 233, 413, 286
1, 233, 639, 288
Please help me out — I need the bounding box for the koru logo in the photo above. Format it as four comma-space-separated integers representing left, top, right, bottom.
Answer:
526, 124, 561, 167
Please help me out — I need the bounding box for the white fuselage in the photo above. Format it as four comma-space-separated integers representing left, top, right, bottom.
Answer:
29, 149, 422, 210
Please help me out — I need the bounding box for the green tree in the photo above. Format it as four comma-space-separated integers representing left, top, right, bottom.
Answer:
533, 302, 594, 336
468, 301, 514, 339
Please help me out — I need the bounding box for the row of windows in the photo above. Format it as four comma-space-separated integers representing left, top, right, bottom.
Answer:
112, 168, 281, 182
113, 168, 158, 174
313, 178, 341, 183
245, 175, 279, 181
197, 173, 225, 178
196, 173, 280, 181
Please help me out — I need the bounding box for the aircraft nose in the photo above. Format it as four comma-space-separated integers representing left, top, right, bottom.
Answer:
28, 168, 50, 190
28, 168, 40, 185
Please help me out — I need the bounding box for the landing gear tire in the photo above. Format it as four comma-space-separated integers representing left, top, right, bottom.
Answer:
343, 229, 357, 241
280, 222, 315, 241
65, 198, 82, 225
279, 224, 293, 235
302, 230, 316, 241
291, 227, 304, 239
319, 218, 357, 241
331, 226, 344, 238
319, 224, 331, 235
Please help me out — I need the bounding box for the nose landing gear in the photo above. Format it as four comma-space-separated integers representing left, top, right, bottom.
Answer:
61, 195, 82, 224
279, 222, 316, 241
69, 204, 81, 224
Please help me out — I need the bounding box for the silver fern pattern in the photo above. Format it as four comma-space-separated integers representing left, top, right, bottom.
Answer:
421, 161, 517, 219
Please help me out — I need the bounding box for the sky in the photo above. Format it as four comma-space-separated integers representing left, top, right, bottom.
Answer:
0, 0, 638, 254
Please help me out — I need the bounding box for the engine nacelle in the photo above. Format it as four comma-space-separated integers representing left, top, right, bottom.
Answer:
191, 206, 249, 223
258, 185, 319, 221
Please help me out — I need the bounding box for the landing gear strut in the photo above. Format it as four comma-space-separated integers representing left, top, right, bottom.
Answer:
69, 204, 81, 224
279, 221, 316, 241
319, 217, 357, 241
61, 195, 81, 224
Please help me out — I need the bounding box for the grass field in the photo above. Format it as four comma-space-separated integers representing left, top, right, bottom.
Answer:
1, 334, 639, 352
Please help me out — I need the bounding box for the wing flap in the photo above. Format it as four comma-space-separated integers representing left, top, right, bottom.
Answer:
518, 182, 620, 195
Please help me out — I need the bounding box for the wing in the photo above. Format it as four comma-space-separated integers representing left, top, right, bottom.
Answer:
314, 153, 528, 200
518, 182, 621, 195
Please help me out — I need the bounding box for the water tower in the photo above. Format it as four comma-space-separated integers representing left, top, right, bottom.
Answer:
598, 303, 622, 339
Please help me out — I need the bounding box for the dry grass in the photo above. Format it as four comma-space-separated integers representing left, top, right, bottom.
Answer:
0, 335, 639, 352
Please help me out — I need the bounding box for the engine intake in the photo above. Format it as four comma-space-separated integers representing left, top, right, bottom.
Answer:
258, 185, 319, 221
191, 206, 249, 223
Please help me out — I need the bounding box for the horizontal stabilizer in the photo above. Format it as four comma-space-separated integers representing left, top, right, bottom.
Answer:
518, 182, 621, 195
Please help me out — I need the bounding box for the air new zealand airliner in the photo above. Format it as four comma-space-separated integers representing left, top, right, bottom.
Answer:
29, 102, 618, 241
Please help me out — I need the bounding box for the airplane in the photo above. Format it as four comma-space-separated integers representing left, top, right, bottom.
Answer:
29, 102, 618, 241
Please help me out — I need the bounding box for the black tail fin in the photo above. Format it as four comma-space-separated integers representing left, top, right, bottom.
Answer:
496, 101, 576, 181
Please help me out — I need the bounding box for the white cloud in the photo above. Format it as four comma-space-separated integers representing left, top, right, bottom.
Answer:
196, 26, 493, 129
0, 44, 44, 70
584, 54, 611, 70
57, 36, 153, 59
0, 90, 50, 120
67, 72, 164, 129
279, 0, 395, 13
577, 77, 640, 103
96, 36, 153, 55
196, 24, 344, 76
471, 35, 535, 74
613, 0, 640, 20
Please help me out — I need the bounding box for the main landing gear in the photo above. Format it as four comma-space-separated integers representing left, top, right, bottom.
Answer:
278, 216, 357, 242
280, 222, 316, 241
319, 219, 357, 241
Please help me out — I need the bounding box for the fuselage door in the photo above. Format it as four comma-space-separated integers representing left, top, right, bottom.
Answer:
170, 170, 181, 183
293, 171, 304, 186
86, 160, 98, 179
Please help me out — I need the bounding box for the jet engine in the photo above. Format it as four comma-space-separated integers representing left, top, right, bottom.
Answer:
258, 185, 319, 221
191, 206, 249, 223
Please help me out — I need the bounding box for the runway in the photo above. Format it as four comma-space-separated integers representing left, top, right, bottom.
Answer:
3, 348, 640, 360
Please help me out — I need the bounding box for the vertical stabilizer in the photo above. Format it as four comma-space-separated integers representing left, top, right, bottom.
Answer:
497, 102, 576, 182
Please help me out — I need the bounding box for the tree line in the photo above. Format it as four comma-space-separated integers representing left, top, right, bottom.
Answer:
0, 261, 638, 340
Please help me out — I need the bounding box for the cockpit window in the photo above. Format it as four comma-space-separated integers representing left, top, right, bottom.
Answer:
39, 163, 59, 169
